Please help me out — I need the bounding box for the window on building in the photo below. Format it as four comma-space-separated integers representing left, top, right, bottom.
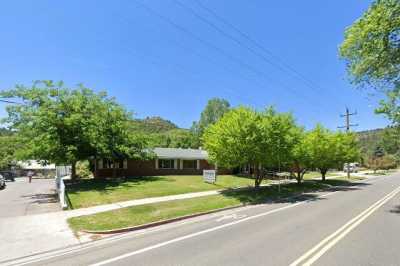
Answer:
100, 159, 126, 169
183, 160, 197, 169
158, 159, 175, 169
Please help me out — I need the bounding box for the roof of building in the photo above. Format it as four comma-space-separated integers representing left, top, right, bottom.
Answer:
17, 160, 56, 170
153, 148, 208, 160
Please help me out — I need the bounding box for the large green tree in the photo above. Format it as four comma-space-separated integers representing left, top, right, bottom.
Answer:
306, 125, 338, 181
1, 81, 147, 179
203, 107, 264, 187
306, 126, 360, 181
340, 0, 400, 124
191, 98, 230, 145
380, 126, 400, 162
334, 131, 361, 177
203, 106, 301, 187
340, 0, 400, 89
258, 107, 302, 173
0, 133, 21, 170
291, 129, 312, 184
376, 88, 400, 124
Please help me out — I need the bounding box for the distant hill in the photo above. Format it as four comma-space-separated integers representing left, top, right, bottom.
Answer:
357, 128, 385, 136
130, 116, 179, 134
129, 116, 198, 148
356, 128, 385, 155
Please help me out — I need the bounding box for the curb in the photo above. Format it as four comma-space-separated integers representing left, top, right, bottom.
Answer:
82, 204, 244, 234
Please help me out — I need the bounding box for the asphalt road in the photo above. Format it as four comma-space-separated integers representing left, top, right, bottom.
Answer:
9, 172, 400, 266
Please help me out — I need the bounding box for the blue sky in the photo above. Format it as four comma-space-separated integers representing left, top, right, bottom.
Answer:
0, 0, 389, 131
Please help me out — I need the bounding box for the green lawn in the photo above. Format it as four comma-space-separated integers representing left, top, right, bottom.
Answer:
68, 181, 330, 232
334, 175, 365, 181
67, 175, 268, 209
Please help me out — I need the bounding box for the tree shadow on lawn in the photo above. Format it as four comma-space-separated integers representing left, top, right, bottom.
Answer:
233, 174, 290, 182
233, 174, 259, 180
320, 179, 365, 186
65, 176, 170, 194
220, 180, 370, 205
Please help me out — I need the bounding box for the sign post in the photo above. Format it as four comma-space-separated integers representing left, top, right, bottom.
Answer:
203, 170, 217, 184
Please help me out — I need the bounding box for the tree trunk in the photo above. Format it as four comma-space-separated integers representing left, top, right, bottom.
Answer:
112, 160, 117, 179
94, 158, 97, 178
254, 164, 262, 188
296, 172, 302, 184
321, 169, 327, 181
254, 169, 260, 188
71, 161, 77, 180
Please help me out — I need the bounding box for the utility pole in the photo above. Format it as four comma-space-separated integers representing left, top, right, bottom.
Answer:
338, 107, 358, 132
338, 107, 358, 179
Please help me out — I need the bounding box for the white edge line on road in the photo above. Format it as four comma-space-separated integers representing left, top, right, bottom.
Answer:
290, 186, 400, 266
89, 191, 337, 266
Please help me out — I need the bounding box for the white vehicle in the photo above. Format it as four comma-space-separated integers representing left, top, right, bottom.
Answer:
343, 163, 359, 173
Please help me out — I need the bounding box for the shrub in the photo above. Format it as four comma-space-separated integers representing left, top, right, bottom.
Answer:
76, 160, 93, 179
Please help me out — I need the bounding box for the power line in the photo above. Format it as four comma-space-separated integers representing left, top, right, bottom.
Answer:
133, 0, 327, 113
0, 99, 23, 105
171, 0, 310, 98
193, 0, 319, 88
188, 0, 348, 109
96, 11, 268, 108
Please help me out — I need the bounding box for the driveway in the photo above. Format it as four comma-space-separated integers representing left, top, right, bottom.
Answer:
0, 177, 79, 263
0, 177, 60, 217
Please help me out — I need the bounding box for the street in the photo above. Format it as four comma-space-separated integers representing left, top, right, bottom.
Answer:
8, 172, 400, 266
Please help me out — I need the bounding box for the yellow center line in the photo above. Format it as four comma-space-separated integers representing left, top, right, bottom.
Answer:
290, 186, 400, 266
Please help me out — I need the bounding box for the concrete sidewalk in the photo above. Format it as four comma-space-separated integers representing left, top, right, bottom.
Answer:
0, 213, 80, 262
64, 190, 221, 218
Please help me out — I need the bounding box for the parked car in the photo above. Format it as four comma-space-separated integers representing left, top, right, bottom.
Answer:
343, 163, 359, 173
0, 174, 5, 190
0, 171, 15, 182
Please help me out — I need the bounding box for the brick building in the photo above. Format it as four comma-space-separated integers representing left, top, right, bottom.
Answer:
93, 148, 228, 178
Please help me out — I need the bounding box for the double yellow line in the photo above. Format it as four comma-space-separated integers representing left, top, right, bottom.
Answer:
290, 186, 400, 266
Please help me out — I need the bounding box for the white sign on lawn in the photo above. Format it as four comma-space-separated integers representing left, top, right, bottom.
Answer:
203, 170, 217, 183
